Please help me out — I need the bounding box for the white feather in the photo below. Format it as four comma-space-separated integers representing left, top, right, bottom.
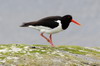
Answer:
28, 20, 63, 34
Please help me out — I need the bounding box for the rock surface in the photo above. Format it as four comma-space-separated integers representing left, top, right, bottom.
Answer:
0, 44, 100, 66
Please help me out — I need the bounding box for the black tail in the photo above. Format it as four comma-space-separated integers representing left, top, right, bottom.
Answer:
20, 23, 30, 27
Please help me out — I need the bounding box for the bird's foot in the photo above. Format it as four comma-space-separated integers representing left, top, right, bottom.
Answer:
48, 40, 55, 47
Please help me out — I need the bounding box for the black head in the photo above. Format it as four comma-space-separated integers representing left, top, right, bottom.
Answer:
61, 15, 72, 22
61, 15, 81, 30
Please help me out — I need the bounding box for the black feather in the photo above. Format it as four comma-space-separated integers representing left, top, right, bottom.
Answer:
20, 23, 30, 27
20, 16, 61, 28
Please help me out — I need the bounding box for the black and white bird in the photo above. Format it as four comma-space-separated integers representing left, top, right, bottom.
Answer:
20, 15, 81, 47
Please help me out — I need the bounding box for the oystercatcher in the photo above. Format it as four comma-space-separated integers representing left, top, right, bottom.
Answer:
21, 15, 81, 47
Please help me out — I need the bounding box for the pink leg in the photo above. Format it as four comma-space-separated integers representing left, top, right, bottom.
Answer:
49, 34, 55, 47
40, 33, 50, 42
40, 33, 55, 47
50, 34, 52, 42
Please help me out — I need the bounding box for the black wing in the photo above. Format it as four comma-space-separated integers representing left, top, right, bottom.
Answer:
21, 16, 61, 28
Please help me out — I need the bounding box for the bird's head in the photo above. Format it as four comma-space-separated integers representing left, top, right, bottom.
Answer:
62, 15, 81, 26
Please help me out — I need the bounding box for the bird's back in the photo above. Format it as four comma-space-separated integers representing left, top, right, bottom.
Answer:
20, 16, 61, 28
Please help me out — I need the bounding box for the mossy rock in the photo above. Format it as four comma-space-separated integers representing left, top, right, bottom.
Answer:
0, 44, 100, 66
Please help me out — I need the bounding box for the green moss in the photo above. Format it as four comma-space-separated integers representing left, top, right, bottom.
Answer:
31, 44, 50, 47
58, 46, 86, 55
29, 50, 45, 54
0, 57, 5, 60
0, 44, 100, 65
1, 52, 11, 56
0, 47, 4, 49
58, 45, 100, 55
15, 44, 28, 48
12, 52, 26, 56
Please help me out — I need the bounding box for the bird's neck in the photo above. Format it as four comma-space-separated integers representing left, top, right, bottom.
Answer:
61, 20, 71, 30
